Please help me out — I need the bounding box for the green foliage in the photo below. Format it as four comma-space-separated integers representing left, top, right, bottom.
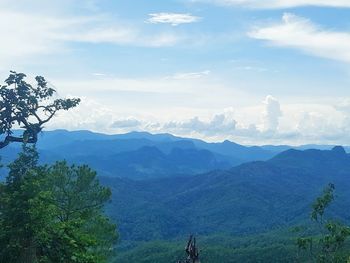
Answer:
110, 181, 350, 263
297, 184, 350, 262
0, 145, 55, 262
0, 71, 80, 148
43, 161, 118, 262
311, 183, 335, 223
114, 231, 304, 263
100, 146, 350, 243
114, 228, 350, 263
0, 72, 116, 262
0, 146, 117, 263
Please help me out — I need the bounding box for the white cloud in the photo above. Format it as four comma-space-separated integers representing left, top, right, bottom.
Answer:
169, 70, 211, 79
22, 72, 350, 145
233, 66, 269, 72
334, 99, 350, 133
63, 25, 181, 47
197, 0, 350, 8
48, 97, 116, 133
92, 73, 108, 77
296, 111, 339, 138
163, 113, 237, 136
45, 93, 350, 145
147, 13, 201, 26
263, 95, 282, 132
0, 8, 183, 68
0, 11, 68, 68
249, 13, 350, 63
111, 118, 142, 129
55, 76, 203, 95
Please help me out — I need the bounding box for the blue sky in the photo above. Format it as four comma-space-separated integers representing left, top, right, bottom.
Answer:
2, 0, 350, 145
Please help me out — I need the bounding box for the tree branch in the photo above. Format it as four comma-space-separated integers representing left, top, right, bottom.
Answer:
0, 135, 38, 149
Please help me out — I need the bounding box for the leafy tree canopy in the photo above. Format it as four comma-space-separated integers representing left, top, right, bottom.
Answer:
0, 146, 117, 263
0, 71, 80, 148
297, 184, 350, 263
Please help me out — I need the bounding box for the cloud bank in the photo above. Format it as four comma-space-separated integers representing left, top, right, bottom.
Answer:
46, 94, 350, 145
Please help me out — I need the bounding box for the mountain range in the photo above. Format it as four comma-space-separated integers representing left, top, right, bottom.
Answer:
2, 130, 350, 262
103, 146, 350, 243
2, 129, 348, 179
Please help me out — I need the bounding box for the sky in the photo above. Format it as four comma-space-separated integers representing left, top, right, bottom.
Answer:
1, 0, 350, 145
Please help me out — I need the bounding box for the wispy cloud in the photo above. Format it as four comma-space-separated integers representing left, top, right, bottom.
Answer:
196, 0, 350, 8
233, 66, 269, 72
169, 70, 211, 79
111, 118, 142, 129
62, 23, 181, 47
147, 13, 201, 26
92, 73, 108, 77
0, 9, 184, 68
249, 13, 350, 63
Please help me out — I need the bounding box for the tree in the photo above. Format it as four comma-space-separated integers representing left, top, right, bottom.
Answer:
0, 145, 55, 262
42, 161, 117, 262
0, 71, 80, 149
297, 184, 350, 263
0, 72, 117, 262
0, 147, 117, 263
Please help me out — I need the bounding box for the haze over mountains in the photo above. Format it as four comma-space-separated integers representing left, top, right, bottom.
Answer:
2, 129, 349, 180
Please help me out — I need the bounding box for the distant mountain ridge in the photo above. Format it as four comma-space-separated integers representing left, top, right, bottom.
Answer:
1, 129, 349, 179
1, 129, 273, 178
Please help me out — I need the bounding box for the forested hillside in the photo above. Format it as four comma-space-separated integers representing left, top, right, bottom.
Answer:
101, 147, 350, 262
4, 128, 350, 262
